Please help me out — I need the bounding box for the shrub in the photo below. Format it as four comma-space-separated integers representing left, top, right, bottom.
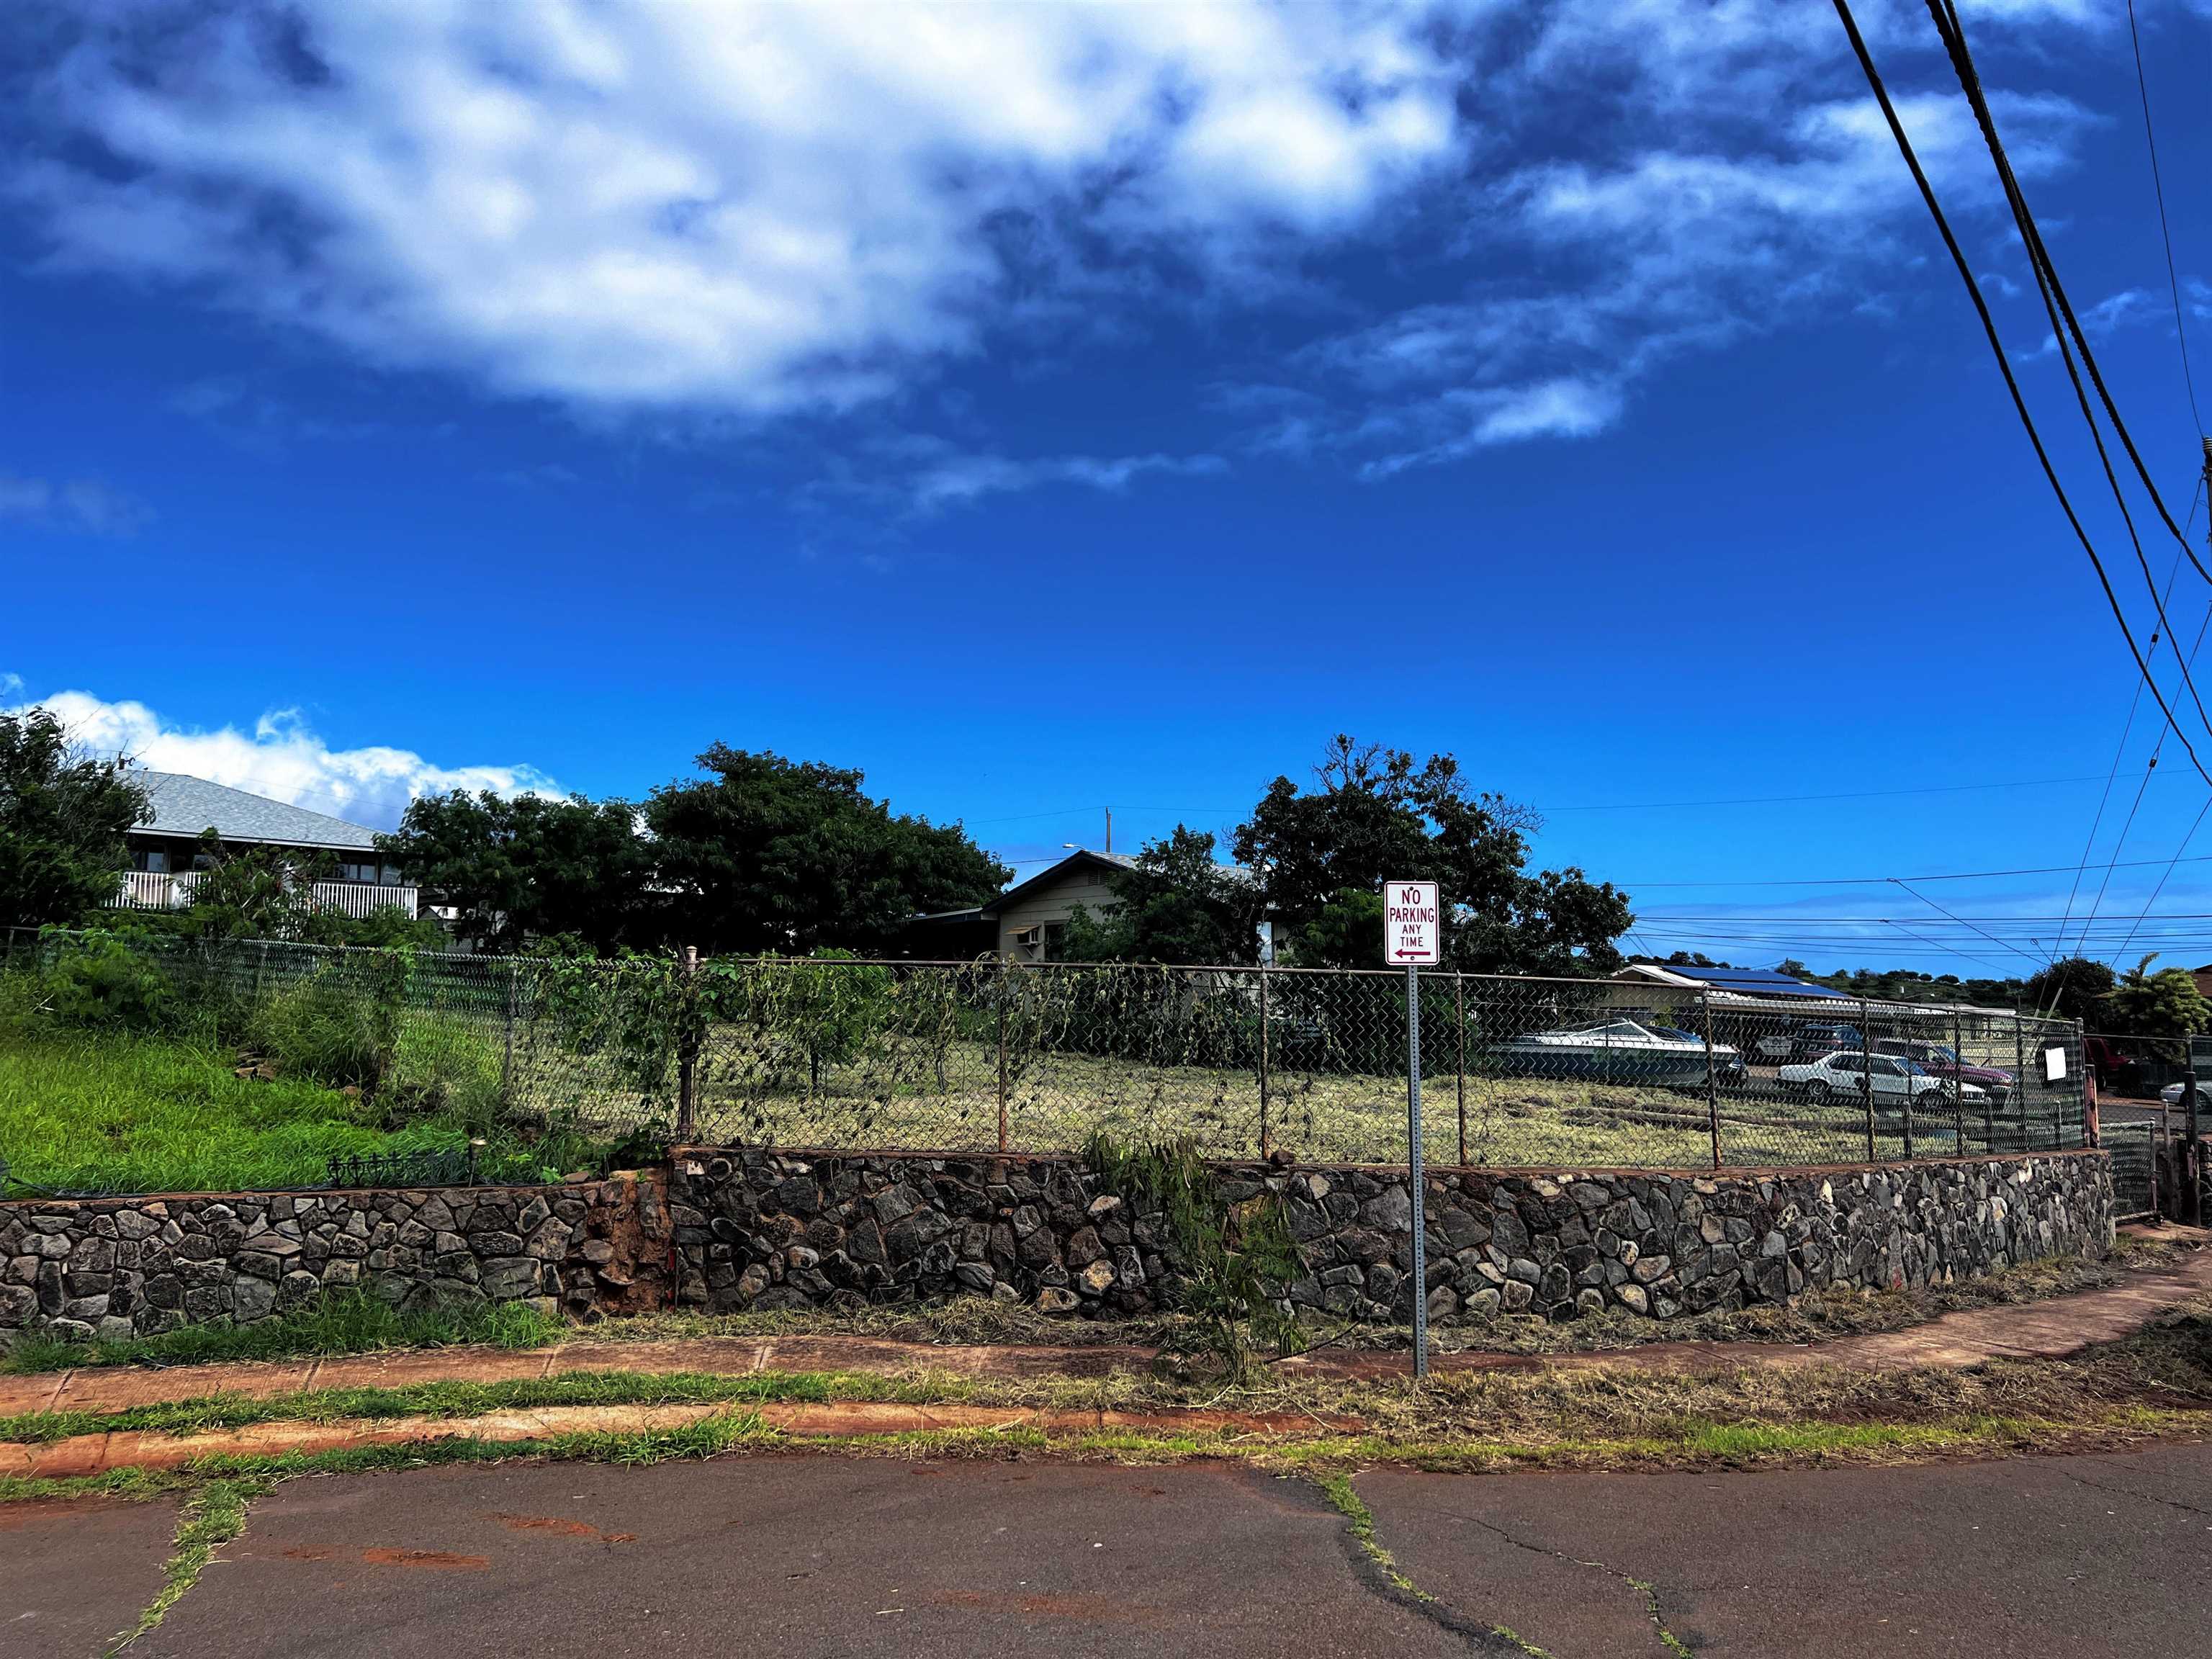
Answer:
249, 956, 406, 1092
42, 933, 172, 1030
1082, 1132, 1305, 1380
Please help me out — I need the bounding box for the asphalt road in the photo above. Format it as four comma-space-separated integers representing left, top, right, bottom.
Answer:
6, 1447, 2210, 1658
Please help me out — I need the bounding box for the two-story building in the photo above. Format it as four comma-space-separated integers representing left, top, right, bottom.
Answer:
109, 770, 418, 920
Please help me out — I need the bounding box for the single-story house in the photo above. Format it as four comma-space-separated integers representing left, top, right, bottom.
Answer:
110, 770, 418, 920
904, 850, 1136, 962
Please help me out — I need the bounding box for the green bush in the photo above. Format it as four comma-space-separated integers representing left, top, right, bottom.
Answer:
42, 934, 173, 1030
385, 1013, 506, 1127
248, 956, 406, 1093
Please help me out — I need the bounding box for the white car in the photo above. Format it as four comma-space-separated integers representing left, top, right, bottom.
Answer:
2159, 1081, 2211, 1112
1779, 1051, 1985, 1110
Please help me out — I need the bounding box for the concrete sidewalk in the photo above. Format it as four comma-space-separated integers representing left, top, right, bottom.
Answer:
4, 1236, 2207, 1425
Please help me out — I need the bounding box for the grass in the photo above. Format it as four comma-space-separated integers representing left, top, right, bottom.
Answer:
0, 1027, 471, 1195
649, 1033, 2078, 1169
1, 1303, 2207, 1650
0, 1289, 566, 1375
8, 1291, 2210, 1471
526, 1231, 2203, 1362
109, 1478, 258, 1653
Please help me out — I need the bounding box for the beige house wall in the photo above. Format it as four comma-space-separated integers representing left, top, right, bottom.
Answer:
994, 871, 1125, 961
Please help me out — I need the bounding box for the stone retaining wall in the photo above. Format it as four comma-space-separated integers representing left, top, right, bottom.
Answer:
0, 1148, 2113, 1345
0, 1176, 667, 1346
665, 1147, 2113, 1324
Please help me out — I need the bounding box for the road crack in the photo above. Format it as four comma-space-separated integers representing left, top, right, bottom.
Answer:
107, 1477, 266, 1653
1444, 1508, 1695, 1656
1313, 1474, 1557, 1655
2056, 1465, 2212, 1522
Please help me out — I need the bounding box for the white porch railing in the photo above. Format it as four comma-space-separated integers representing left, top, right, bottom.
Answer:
310, 881, 420, 920
108, 873, 418, 920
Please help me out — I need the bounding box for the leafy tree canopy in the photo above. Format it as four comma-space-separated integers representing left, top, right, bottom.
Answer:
1056, 828, 1262, 964
2021, 956, 2118, 1022
377, 791, 654, 954
2098, 954, 2208, 1038
0, 707, 146, 929
645, 745, 1009, 956
1230, 736, 1632, 974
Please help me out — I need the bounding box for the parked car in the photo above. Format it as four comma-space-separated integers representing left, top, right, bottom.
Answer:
1750, 1022, 1864, 1064
2158, 1079, 2212, 1112
1778, 1051, 1984, 1111
1872, 1038, 2014, 1105
1488, 1018, 1744, 1087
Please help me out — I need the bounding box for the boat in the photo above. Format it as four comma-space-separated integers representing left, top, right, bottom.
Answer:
1486, 1017, 1744, 1088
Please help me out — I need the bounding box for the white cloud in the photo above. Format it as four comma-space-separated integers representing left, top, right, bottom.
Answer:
9, 689, 555, 830
0, 472, 151, 536
15, 2, 1465, 415
1259, 86, 2092, 472
902, 449, 1228, 514
2, 0, 2118, 478
2017, 287, 2170, 360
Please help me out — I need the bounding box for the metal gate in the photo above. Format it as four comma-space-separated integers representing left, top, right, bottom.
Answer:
2105, 1120, 2158, 1223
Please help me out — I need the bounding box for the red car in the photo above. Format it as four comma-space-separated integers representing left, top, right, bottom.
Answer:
1874, 1039, 2015, 1105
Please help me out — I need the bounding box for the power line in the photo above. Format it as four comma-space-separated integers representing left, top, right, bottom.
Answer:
2124, 0, 2203, 435
1887, 876, 2050, 966
1878, 917, 2015, 976
2053, 482, 2211, 965
1536, 771, 2152, 814
1827, 0, 2212, 790
1923, 0, 2209, 587
1624, 853, 2212, 889
1912, 0, 2212, 774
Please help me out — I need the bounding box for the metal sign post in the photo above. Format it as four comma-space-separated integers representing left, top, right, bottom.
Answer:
1384, 881, 1440, 1380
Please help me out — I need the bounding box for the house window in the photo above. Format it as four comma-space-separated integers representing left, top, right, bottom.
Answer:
132, 848, 170, 874
336, 860, 383, 884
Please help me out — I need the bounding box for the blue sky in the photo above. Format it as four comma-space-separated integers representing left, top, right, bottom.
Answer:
6, 0, 2212, 979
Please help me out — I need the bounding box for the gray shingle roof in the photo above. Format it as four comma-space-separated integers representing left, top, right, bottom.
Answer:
130, 771, 381, 853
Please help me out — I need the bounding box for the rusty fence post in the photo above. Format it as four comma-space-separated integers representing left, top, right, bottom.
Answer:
1455, 973, 1468, 1168
2158, 1087, 2173, 1223
1700, 984, 1723, 1170
2186, 1064, 2203, 1228
2176, 1070, 2194, 1230
674, 945, 698, 1145
995, 957, 1011, 1154
1258, 964, 1272, 1160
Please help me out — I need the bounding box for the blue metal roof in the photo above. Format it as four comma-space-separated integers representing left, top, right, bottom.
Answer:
1653, 966, 1851, 1000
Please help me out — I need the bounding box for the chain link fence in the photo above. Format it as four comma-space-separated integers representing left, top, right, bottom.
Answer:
2, 927, 2089, 1174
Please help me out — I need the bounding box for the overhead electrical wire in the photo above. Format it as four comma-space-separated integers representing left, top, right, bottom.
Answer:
1825, 0, 2212, 791
1921, 0, 2210, 583
1886, 876, 2050, 966
2052, 483, 2211, 967
2124, 0, 2203, 434
1907, 0, 2212, 780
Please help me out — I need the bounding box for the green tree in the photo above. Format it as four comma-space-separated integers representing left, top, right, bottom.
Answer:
646, 746, 1008, 956
2023, 956, 2118, 1022
2098, 954, 2208, 1038
172, 831, 328, 940
376, 791, 653, 954
1055, 827, 1260, 964
0, 708, 147, 927
1231, 735, 1632, 974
